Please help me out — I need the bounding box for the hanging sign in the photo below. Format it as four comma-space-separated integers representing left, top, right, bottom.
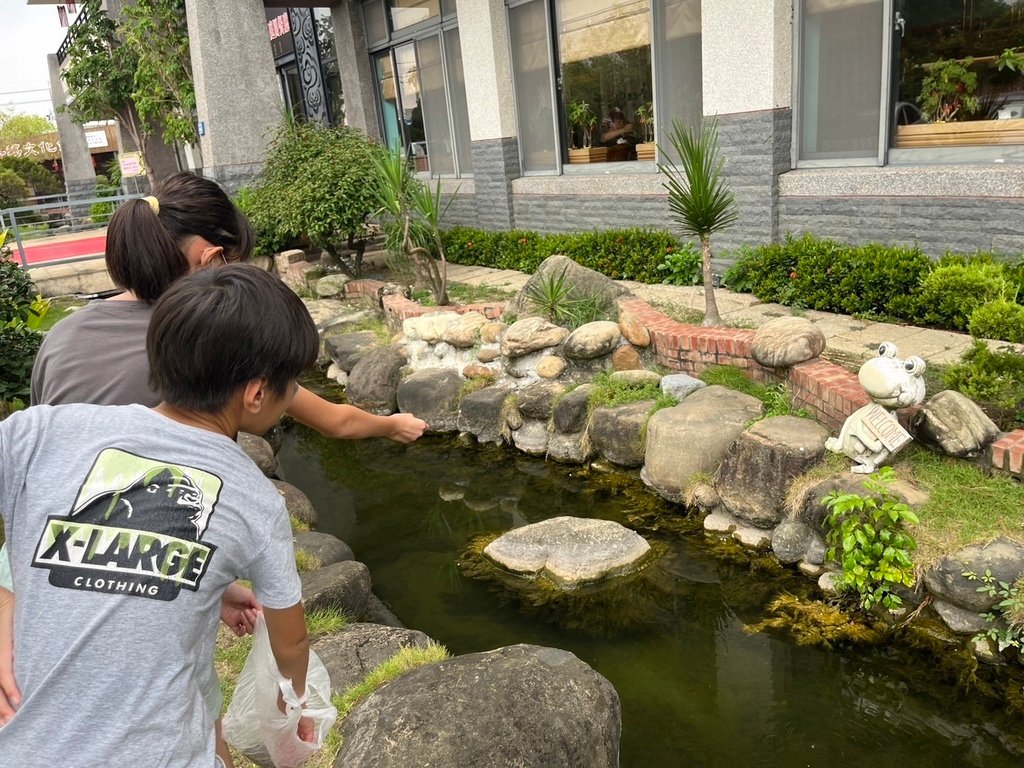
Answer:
118, 152, 146, 178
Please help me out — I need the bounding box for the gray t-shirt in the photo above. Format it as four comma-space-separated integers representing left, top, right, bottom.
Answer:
0, 404, 302, 768
31, 299, 157, 407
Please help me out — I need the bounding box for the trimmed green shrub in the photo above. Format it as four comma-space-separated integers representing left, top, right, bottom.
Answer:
0, 235, 45, 404
0, 168, 29, 209
234, 186, 295, 257
0, 158, 62, 197
944, 340, 1024, 430
969, 299, 1024, 343
914, 263, 1011, 332
441, 227, 682, 283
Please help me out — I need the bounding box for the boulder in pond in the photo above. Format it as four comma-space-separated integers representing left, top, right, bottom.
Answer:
547, 430, 594, 464
396, 368, 464, 433
301, 560, 371, 616
589, 401, 654, 468
313, 623, 435, 692
516, 380, 566, 421
336, 643, 620, 768
715, 416, 830, 528
458, 384, 513, 445
553, 384, 593, 434
511, 419, 549, 456
484, 516, 650, 587
238, 432, 277, 477
771, 521, 819, 564
346, 345, 408, 415
271, 480, 317, 527
325, 331, 379, 374
923, 538, 1024, 613
403, 312, 461, 343
293, 531, 354, 567
642, 386, 763, 503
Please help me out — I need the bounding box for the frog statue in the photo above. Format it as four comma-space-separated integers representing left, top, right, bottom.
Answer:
824, 342, 926, 474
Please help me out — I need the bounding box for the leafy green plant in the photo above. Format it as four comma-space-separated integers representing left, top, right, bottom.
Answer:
634, 102, 654, 142
747, 383, 812, 425
233, 187, 293, 256
918, 58, 980, 122
823, 467, 919, 611
0, 231, 47, 406
0, 158, 62, 197
586, 371, 677, 414
943, 340, 1024, 430
963, 569, 1024, 652
658, 119, 738, 325
656, 241, 701, 285
525, 267, 572, 323
996, 47, 1024, 74
372, 148, 453, 304
915, 263, 1011, 332
567, 100, 597, 149
0, 168, 29, 209
968, 298, 1024, 343
248, 122, 381, 277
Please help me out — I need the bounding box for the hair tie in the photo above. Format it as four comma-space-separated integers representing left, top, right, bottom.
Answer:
143, 196, 160, 215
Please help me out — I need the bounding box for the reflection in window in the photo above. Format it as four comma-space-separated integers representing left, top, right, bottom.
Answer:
444, 28, 474, 174
556, 0, 653, 164
315, 8, 344, 125
417, 35, 454, 175
389, 0, 440, 32
894, 1, 1024, 132
510, 0, 558, 172
394, 43, 428, 170
374, 53, 403, 153
799, 0, 883, 161
656, 0, 701, 161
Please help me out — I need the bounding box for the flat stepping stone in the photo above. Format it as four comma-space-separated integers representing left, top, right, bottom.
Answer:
484, 516, 650, 588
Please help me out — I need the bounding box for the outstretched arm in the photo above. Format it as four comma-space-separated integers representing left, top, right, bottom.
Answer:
286, 386, 427, 442
0, 587, 19, 725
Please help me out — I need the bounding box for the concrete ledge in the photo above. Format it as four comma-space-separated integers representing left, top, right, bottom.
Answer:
512, 173, 665, 197
780, 165, 1024, 199
31, 258, 116, 297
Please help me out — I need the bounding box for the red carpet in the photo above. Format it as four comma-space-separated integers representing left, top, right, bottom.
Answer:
20, 234, 107, 266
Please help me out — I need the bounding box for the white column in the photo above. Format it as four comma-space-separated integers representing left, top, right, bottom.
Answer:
455, 0, 518, 141
330, 1, 381, 139
185, 0, 283, 188
701, 0, 792, 115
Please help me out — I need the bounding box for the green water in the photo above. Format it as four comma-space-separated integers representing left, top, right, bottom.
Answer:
278, 427, 1024, 768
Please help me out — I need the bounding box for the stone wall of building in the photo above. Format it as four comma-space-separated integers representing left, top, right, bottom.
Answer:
468, 138, 520, 230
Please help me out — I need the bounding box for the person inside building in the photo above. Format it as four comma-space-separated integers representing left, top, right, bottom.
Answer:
600, 107, 638, 160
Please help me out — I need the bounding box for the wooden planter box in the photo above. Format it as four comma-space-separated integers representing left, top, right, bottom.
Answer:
636, 142, 656, 161
894, 118, 1024, 148
568, 146, 608, 164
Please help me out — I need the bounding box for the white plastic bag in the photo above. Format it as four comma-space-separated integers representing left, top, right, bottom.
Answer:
222, 615, 338, 768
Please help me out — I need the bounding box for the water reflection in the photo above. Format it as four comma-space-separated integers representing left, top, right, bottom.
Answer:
278, 428, 1024, 767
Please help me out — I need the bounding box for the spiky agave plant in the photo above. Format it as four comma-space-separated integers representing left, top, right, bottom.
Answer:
658, 119, 738, 325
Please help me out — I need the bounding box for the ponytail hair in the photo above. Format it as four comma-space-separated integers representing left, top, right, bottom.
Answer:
105, 172, 255, 304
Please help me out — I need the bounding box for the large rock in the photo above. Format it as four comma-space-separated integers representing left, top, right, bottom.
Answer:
293, 532, 354, 567
325, 331, 379, 374
772, 521, 819, 564
484, 516, 650, 586
517, 380, 566, 421
547, 431, 594, 464
931, 599, 990, 635
238, 432, 277, 477
504, 254, 631, 321
315, 273, 352, 298
642, 386, 763, 503
563, 322, 622, 360
501, 317, 570, 358
618, 309, 651, 347
715, 416, 830, 528
511, 419, 549, 456
553, 385, 593, 434
590, 401, 654, 468
403, 312, 461, 343
786, 473, 927, 534
347, 345, 408, 415
271, 480, 317, 527
751, 317, 826, 368
910, 390, 1001, 457
313, 623, 434, 692
660, 373, 706, 401
396, 368, 464, 433
336, 644, 621, 768
610, 345, 641, 371
301, 298, 349, 332
536, 355, 567, 379
458, 384, 513, 445
300, 560, 372, 616
609, 369, 660, 386
923, 538, 1024, 613
480, 321, 507, 344
440, 312, 488, 348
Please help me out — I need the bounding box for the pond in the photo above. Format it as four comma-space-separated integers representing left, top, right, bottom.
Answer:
278, 426, 1024, 768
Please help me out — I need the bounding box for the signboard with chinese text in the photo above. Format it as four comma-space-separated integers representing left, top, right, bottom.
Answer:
266, 9, 294, 59
85, 130, 109, 149
118, 152, 146, 178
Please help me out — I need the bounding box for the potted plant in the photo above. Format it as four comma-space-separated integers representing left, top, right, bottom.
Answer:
566, 100, 606, 163
918, 58, 980, 123
634, 102, 655, 161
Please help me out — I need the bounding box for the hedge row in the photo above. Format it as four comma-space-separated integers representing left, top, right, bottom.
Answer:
723, 234, 1024, 339
441, 226, 682, 284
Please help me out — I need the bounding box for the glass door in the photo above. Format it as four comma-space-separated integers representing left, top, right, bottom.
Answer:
374, 52, 403, 153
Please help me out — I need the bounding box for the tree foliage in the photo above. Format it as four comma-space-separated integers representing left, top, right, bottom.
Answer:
0, 158, 62, 197
0, 110, 56, 146
0, 170, 30, 209
120, 0, 197, 145
248, 123, 382, 277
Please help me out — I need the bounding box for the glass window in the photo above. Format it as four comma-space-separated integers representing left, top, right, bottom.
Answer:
655, 0, 701, 160
444, 28, 474, 174
389, 0, 440, 32
510, 0, 558, 172
799, 0, 884, 161
417, 35, 455, 175
374, 52, 403, 153
892, 1, 1024, 147
556, 0, 653, 164
363, 0, 389, 46
394, 43, 429, 169
315, 8, 344, 125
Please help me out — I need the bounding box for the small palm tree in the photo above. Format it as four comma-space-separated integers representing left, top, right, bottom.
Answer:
658, 119, 738, 326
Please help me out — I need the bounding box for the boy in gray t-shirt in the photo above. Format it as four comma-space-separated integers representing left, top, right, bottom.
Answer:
0, 266, 319, 767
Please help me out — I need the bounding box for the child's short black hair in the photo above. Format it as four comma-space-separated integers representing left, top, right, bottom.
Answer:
147, 265, 318, 412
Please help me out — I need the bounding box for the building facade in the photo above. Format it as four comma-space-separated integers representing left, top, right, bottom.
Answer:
45, 0, 1024, 256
